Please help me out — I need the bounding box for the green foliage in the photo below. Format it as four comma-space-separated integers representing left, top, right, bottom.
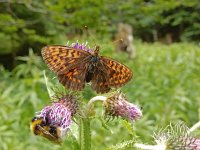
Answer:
0, 0, 199, 59
0, 40, 200, 149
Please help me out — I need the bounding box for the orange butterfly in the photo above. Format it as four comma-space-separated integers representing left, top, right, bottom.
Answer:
42, 43, 132, 93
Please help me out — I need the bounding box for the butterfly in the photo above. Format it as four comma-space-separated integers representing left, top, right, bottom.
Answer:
41, 43, 133, 93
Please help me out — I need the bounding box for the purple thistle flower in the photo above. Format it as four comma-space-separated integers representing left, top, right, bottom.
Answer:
155, 122, 200, 150
66, 41, 93, 53
103, 91, 142, 121
31, 94, 79, 143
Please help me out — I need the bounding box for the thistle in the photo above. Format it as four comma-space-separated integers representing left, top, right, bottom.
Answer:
103, 91, 142, 121
154, 122, 200, 150
67, 41, 93, 53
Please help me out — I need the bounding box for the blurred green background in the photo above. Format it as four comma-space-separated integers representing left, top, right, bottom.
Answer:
0, 0, 200, 150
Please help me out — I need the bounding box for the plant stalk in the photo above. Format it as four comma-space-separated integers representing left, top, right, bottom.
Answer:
79, 117, 91, 150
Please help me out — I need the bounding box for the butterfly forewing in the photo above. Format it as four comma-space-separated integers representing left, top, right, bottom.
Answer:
100, 56, 133, 87
58, 63, 89, 91
42, 46, 90, 74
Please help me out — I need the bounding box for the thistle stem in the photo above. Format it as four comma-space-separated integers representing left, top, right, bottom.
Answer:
87, 96, 106, 109
79, 117, 91, 150
78, 96, 107, 149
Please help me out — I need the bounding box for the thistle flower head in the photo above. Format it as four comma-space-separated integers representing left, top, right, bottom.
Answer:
39, 95, 78, 128
103, 91, 142, 121
154, 122, 200, 150
31, 94, 79, 143
66, 41, 93, 53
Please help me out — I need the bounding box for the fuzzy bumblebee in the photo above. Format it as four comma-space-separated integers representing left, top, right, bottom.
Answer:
30, 94, 78, 143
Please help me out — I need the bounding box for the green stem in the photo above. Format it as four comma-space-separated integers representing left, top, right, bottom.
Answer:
79, 117, 91, 150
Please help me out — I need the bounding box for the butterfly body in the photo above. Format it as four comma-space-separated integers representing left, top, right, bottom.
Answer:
86, 52, 101, 82
42, 44, 132, 93
85, 66, 95, 82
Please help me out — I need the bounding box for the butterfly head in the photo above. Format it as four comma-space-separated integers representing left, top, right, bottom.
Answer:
89, 46, 101, 64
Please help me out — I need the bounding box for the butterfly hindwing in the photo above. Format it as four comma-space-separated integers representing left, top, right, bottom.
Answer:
42, 46, 90, 74
100, 56, 133, 87
91, 65, 111, 93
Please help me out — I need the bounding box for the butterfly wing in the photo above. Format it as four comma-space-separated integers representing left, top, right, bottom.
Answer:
91, 66, 111, 93
100, 56, 133, 87
42, 45, 90, 74
58, 62, 89, 91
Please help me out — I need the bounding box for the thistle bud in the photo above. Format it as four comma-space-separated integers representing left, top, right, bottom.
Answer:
103, 92, 142, 121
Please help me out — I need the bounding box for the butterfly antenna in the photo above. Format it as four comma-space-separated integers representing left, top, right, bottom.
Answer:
83, 25, 90, 37
99, 38, 123, 54
83, 25, 98, 50
97, 37, 124, 53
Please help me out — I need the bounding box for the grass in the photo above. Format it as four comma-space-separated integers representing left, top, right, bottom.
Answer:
0, 40, 200, 150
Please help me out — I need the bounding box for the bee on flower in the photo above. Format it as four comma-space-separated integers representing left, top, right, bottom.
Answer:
30, 94, 79, 144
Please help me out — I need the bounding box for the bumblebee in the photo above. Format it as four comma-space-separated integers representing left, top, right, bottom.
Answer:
30, 116, 62, 144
